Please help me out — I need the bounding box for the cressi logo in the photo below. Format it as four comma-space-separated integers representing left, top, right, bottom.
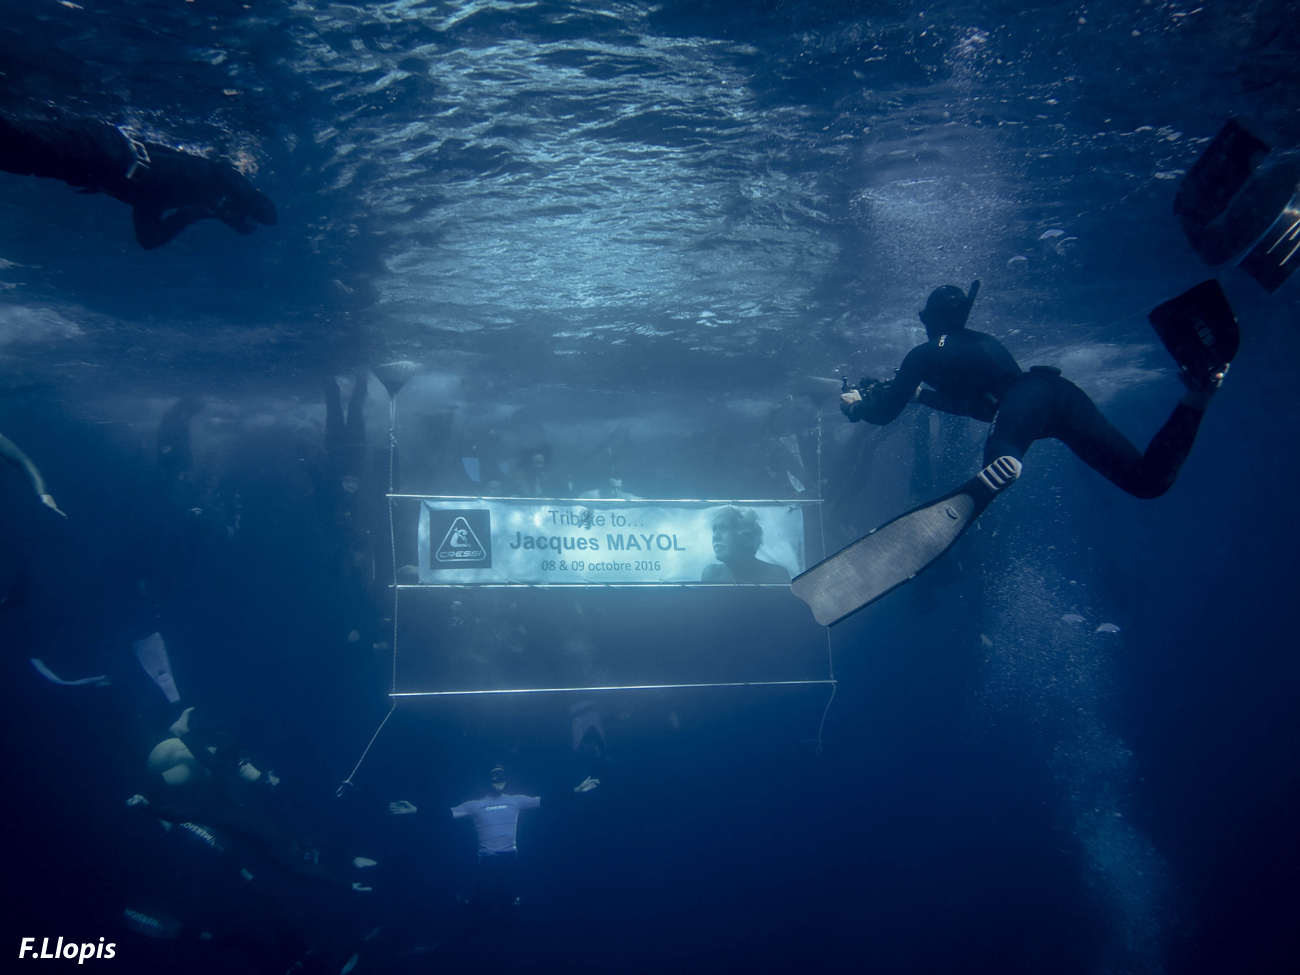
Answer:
427, 509, 492, 569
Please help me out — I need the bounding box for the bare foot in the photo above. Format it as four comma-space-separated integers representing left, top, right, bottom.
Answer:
169, 706, 195, 738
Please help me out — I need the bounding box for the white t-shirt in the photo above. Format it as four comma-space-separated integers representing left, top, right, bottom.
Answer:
451, 792, 541, 854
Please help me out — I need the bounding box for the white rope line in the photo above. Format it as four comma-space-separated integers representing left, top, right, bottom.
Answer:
389, 494, 822, 505
393, 582, 795, 589
337, 390, 402, 796
816, 634, 836, 755
814, 408, 835, 755
392, 680, 836, 697
388, 396, 398, 697
336, 703, 395, 796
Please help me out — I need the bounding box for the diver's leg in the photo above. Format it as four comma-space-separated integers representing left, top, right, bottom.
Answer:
139, 801, 209, 824
220, 810, 350, 889
132, 205, 208, 251
469, 857, 492, 932
345, 374, 367, 445
0, 116, 119, 179
983, 374, 1055, 465
499, 853, 520, 929
1052, 380, 1205, 500
325, 378, 345, 452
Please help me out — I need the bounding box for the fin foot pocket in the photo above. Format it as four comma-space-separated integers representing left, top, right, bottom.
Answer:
1148, 280, 1240, 387
977, 456, 1021, 494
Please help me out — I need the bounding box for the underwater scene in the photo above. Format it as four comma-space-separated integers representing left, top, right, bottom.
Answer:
1, 2, 1297, 972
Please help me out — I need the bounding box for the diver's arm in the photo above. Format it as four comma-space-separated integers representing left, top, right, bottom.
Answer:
132, 205, 212, 250
0, 433, 65, 516
842, 349, 925, 425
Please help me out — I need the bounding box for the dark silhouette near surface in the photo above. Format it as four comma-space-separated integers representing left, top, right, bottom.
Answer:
0, 114, 276, 249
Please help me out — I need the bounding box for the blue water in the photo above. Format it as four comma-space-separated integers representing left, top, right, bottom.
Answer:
2, 2, 1297, 972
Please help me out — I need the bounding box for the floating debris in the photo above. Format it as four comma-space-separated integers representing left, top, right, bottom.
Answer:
1062, 613, 1086, 623
1096, 623, 1121, 634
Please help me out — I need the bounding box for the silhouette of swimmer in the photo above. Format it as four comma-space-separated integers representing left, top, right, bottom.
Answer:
841, 283, 1223, 499
0, 114, 276, 249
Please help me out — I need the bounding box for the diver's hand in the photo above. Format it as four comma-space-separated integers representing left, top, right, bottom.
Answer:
574, 776, 599, 794
40, 494, 67, 518
839, 389, 863, 409
389, 800, 418, 815
169, 706, 195, 738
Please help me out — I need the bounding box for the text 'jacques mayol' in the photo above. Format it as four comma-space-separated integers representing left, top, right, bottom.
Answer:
509, 532, 687, 553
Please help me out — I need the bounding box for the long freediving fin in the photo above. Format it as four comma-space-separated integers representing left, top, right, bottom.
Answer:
792, 456, 1021, 627
1174, 118, 1300, 281
30, 659, 108, 686
1147, 279, 1240, 386
1239, 194, 1300, 294
133, 632, 181, 703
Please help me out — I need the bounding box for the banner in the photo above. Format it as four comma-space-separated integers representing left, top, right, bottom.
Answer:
414, 497, 810, 586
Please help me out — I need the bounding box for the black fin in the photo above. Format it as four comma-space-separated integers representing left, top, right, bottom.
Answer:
1148, 280, 1240, 386
1239, 195, 1300, 294
1175, 119, 1271, 231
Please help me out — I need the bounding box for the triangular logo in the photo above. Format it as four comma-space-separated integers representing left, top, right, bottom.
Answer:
435, 517, 487, 562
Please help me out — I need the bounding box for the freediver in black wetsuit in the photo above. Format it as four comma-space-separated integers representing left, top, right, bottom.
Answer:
126, 709, 378, 973
0, 114, 276, 249
839, 284, 1221, 499
129, 708, 363, 892
792, 281, 1235, 626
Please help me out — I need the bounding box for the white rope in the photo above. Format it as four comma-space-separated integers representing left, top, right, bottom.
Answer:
392, 680, 836, 697
388, 494, 820, 505
816, 633, 836, 755
816, 409, 826, 557
337, 390, 402, 796
814, 407, 835, 755
387, 396, 398, 697
336, 703, 395, 796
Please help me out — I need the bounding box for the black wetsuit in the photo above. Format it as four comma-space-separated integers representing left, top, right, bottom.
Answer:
0, 115, 275, 249
846, 328, 1205, 500
143, 730, 346, 889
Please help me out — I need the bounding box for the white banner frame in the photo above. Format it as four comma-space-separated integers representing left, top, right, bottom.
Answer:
400, 495, 819, 588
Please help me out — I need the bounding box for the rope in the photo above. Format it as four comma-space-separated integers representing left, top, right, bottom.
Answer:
814, 407, 835, 755
816, 409, 826, 558
336, 703, 395, 797
393, 680, 836, 697
337, 390, 402, 797
816, 631, 836, 755
387, 396, 398, 697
